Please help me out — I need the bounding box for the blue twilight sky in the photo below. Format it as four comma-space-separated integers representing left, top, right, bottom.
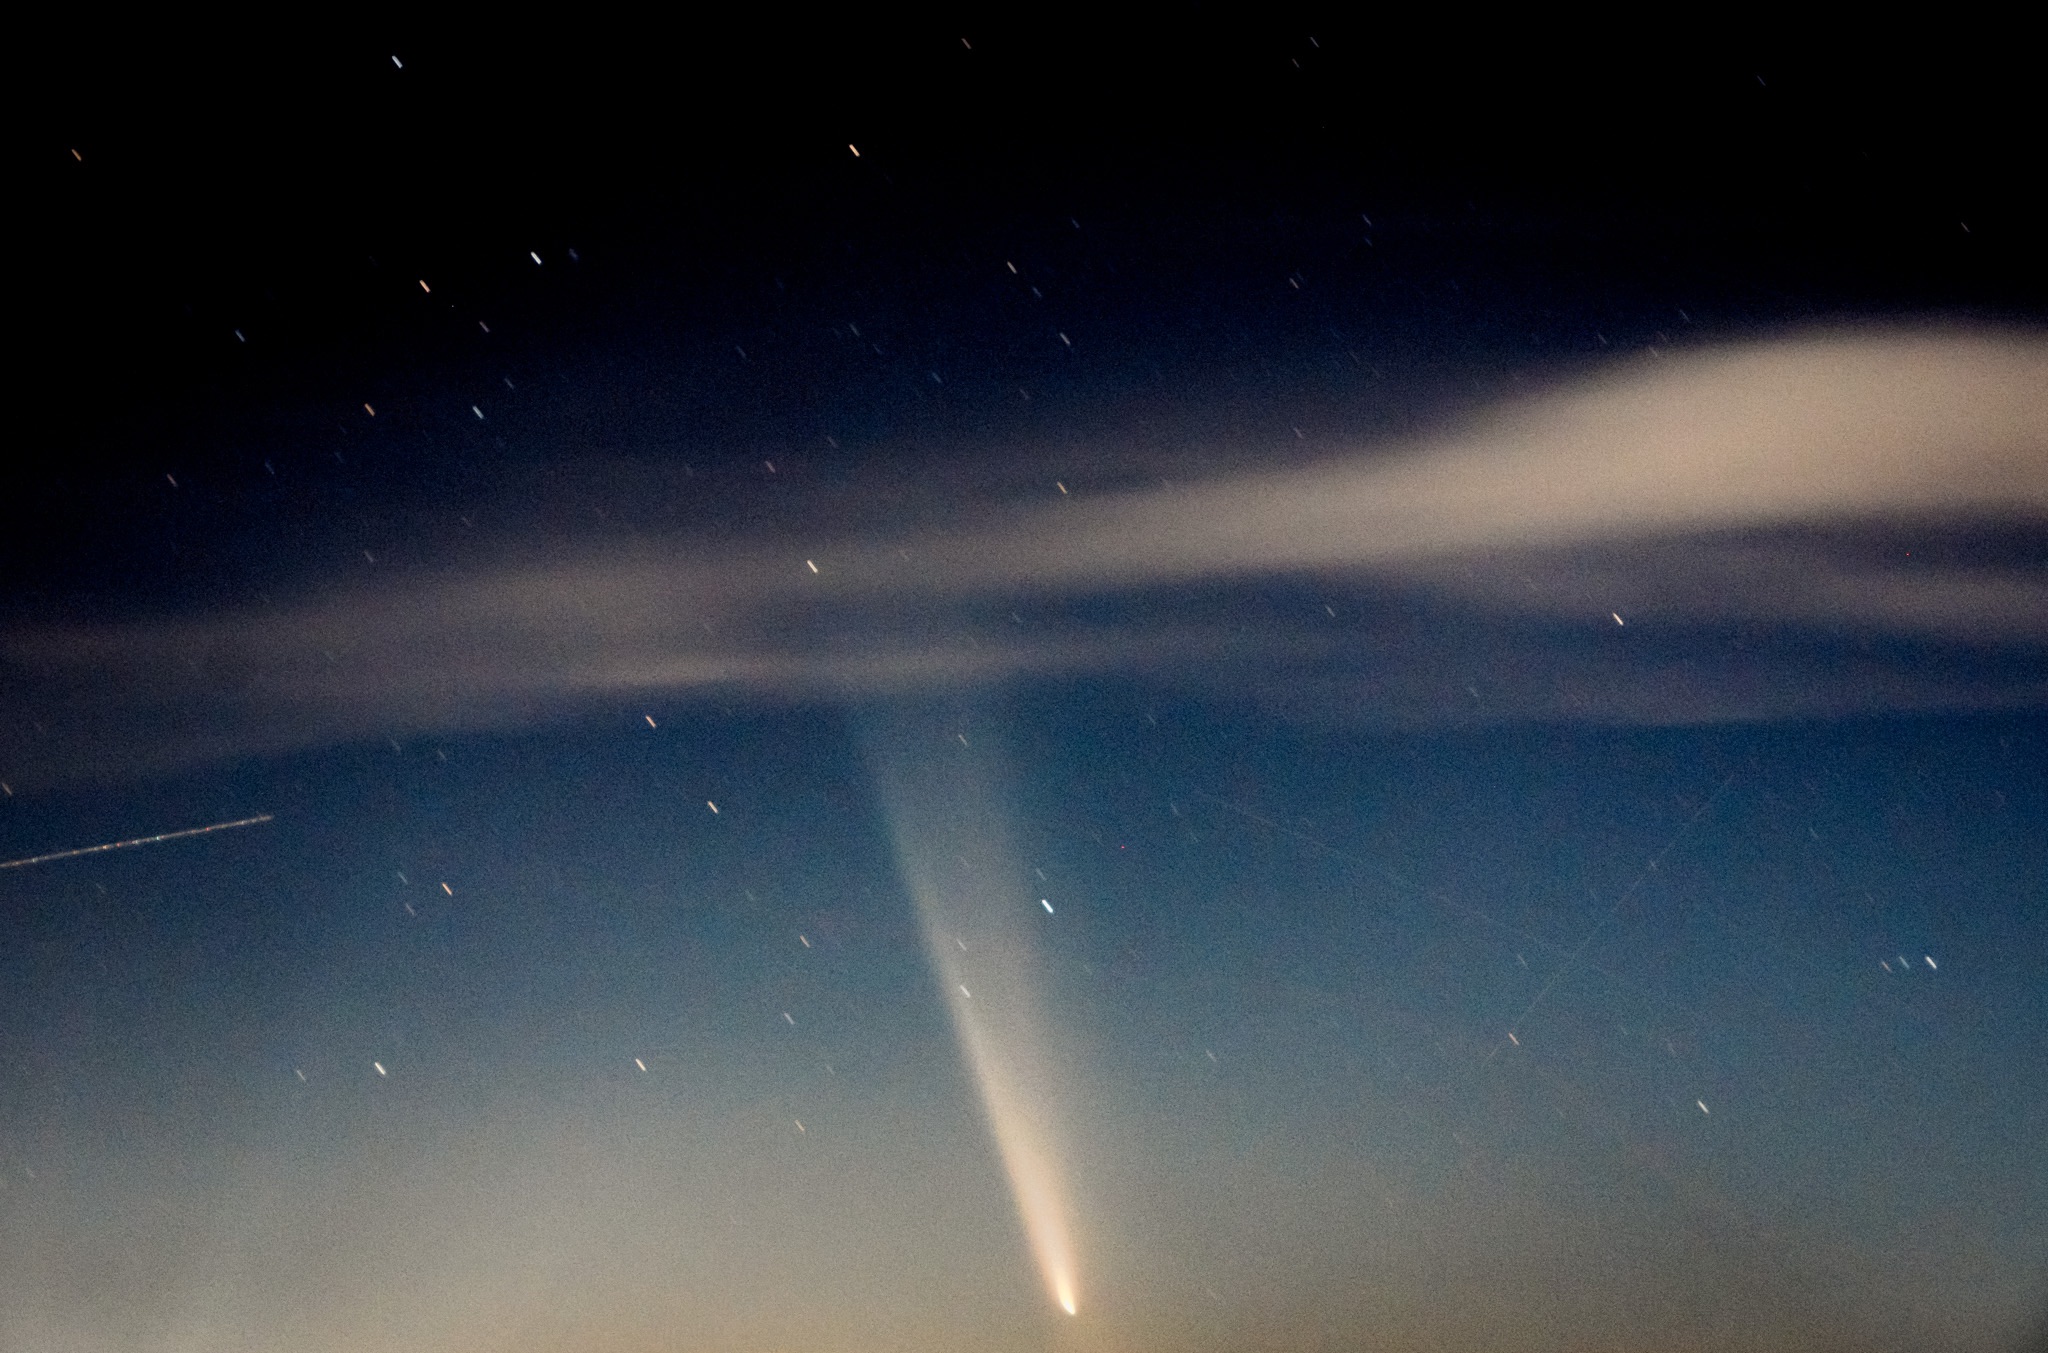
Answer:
3, 700, 2043, 1350
5, 22, 2045, 1353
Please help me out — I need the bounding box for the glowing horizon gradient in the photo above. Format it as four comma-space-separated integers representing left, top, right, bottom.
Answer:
864, 707, 1083, 1320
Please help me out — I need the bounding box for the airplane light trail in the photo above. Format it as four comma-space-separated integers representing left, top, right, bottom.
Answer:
0, 813, 274, 870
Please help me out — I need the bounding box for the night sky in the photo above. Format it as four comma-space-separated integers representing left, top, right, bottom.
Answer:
7, 25, 2046, 1353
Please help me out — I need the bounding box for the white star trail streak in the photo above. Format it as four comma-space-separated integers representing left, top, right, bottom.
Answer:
863, 704, 1082, 1319
0, 813, 274, 870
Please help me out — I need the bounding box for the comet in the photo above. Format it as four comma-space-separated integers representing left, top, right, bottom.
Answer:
864, 706, 1083, 1318
0, 812, 274, 870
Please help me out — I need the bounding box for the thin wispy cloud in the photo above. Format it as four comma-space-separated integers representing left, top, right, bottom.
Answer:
5, 329, 2043, 786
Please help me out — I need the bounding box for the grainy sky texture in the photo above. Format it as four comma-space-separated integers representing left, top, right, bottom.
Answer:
5, 22, 2045, 1353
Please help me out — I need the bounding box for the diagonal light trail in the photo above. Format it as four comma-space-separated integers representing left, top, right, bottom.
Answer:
0, 813, 274, 870
1489, 775, 1736, 1058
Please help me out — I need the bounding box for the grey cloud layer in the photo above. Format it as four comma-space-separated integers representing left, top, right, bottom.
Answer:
6, 329, 2043, 785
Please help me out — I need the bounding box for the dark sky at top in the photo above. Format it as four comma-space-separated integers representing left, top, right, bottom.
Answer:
14, 25, 2040, 614
5, 22, 2045, 1353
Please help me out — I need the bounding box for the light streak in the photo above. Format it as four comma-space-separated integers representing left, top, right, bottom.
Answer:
0, 813, 274, 870
1491, 775, 1734, 1057
865, 706, 1082, 1318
